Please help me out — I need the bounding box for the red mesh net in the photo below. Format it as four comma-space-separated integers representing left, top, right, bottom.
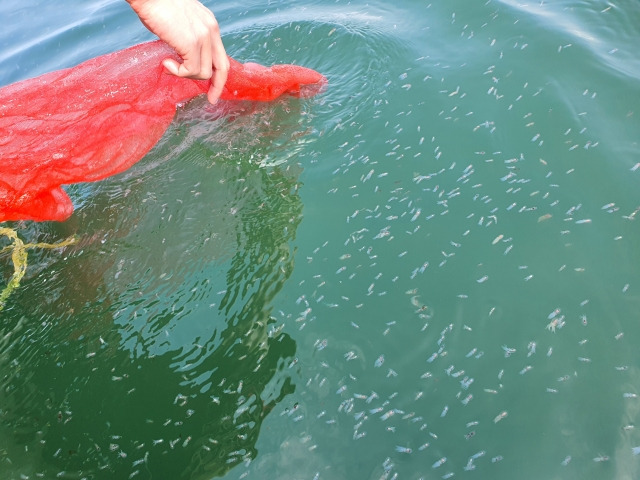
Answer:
0, 40, 326, 222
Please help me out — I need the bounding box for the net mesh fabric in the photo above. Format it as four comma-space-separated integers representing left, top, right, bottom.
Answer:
0, 41, 325, 222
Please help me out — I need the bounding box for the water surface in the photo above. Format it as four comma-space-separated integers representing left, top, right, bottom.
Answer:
1, 0, 639, 479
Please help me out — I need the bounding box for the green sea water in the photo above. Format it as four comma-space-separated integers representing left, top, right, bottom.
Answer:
1, 0, 639, 479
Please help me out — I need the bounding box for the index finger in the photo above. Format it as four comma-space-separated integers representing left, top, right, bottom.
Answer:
207, 38, 230, 103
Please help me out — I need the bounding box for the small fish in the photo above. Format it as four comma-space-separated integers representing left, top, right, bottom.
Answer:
471, 450, 485, 460
460, 377, 474, 390
527, 341, 537, 357
432, 457, 447, 468
381, 410, 396, 421
548, 308, 561, 320
395, 446, 412, 454
494, 411, 508, 423
502, 345, 516, 357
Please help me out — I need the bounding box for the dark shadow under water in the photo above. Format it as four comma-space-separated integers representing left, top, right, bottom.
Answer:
0, 94, 317, 479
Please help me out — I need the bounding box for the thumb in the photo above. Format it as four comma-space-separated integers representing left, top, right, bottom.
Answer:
162, 58, 187, 77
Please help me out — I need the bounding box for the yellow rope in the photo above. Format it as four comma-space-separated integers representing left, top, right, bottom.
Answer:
0, 227, 76, 311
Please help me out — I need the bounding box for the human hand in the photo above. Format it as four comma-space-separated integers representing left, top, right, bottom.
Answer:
127, 0, 229, 103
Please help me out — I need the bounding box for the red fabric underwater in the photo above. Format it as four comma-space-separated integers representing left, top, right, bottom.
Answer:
0, 40, 326, 222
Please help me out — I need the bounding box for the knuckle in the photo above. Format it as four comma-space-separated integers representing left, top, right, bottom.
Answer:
201, 66, 213, 79
205, 14, 220, 29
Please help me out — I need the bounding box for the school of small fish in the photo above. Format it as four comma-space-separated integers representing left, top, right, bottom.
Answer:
245, 3, 640, 479
2, 1, 639, 479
